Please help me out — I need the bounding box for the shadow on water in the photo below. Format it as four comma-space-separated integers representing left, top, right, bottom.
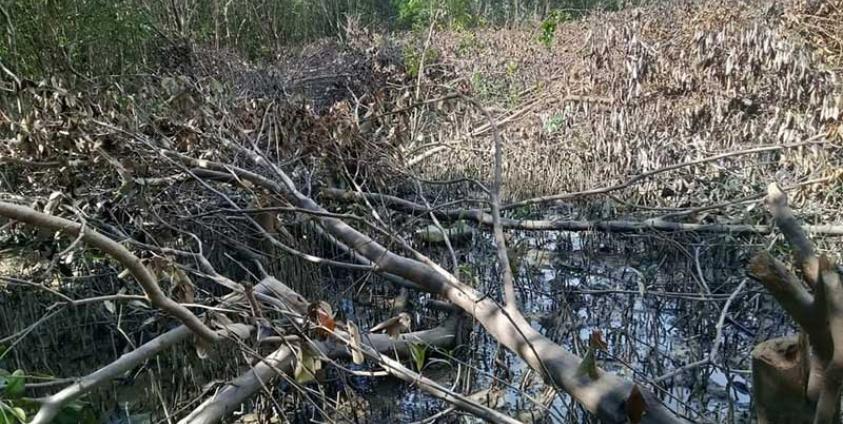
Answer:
351, 226, 773, 423
293, 224, 774, 423
1, 221, 789, 423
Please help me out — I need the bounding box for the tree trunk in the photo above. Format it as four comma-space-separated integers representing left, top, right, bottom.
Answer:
751, 336, 814, 424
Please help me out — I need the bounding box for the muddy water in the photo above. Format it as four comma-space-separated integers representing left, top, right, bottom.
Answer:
2, 226, 767, 423
502, 230, 755, 423
347, 228, 761, 423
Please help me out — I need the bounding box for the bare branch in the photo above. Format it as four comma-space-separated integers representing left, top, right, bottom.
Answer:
767, 183, 820, 286
747, 252, 819, 336
813, 258, 843, 424
180, 317, 462, 424
321, 188, 843, 236
0, 201, 219, 343
33, 325, 196, 424
168, 152, 686, 423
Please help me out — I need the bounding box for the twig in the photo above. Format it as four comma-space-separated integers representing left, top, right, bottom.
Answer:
0, 201, 219, 343
653, 279, 747, 383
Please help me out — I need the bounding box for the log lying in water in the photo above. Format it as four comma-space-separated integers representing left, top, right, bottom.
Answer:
320, 188, 843, 236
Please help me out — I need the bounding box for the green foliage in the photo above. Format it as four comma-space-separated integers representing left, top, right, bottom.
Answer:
0, 370, 26, 424
395, 0, 429, 28
538, 10, 572, 48
505, 60, 519, 78
0, 368, 97, 424
576, 347, 599, 379
4, 0, 155, 78
457, 263, 475, 282
2, 0, 393, 78
402, 44, 441, 78
456, 30, 481, 57
2, 0, 637, 81
52, 401, 98, 424
544, 112, 566, 133
0, 404, 27, 424
470, 72, 493, 99
1, 371, 23, 399
394, 0, 475, 30
509, 205, 534, 220
409, 343, 428, 372
470, 70, 521, 107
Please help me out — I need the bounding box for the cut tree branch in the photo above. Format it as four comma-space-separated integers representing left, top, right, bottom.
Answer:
172, 151, 687, 423
0, 201, 219, 343
320, 188, 843, 236
747, 181, 843, 423
180, 316, 462, 424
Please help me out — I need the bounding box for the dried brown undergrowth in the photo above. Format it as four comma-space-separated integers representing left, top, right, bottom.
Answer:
408, 0, 843, 226
2, 1, 843, 423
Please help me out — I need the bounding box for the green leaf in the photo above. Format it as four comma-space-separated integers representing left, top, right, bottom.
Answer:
54, 401, 98, 424
9, 407, 25, 423
4, 370, 24, 399
410, 343, 427, 372
0, 402, 26, 424
294, 346, 321, 384
576, 348, 599, 380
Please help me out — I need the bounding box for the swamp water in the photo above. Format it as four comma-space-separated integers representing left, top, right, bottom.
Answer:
1, 227, 781, 423
285, 228, 767, 423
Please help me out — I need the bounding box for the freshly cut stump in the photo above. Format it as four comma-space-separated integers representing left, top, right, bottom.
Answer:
751, 336, 813, 424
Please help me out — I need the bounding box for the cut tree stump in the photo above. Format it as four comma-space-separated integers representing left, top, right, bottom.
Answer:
752, 335, 814, 424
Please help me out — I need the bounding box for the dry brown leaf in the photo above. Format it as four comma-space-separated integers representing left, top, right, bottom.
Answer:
590, 329, 609, 351
171, 266, 195, 303
370, 312, 411, 340
308, 301, 336, 339
625, 384, 648, 424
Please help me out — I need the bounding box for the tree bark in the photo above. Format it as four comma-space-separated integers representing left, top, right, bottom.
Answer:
748, 184, 843, 423
179, 318, 463, 424
751, 336, 814, 424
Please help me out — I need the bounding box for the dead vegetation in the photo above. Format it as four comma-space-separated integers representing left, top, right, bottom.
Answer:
1, 1, 843, 423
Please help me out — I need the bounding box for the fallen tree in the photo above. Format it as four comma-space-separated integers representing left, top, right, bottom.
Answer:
165, 132, 688, 422
0, 202, 219, 342
180, 307, 466, 424
320, 187, 843, 236
16, 257, 463, 424
3, 38, 841, 422
7, 103, 841, 423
